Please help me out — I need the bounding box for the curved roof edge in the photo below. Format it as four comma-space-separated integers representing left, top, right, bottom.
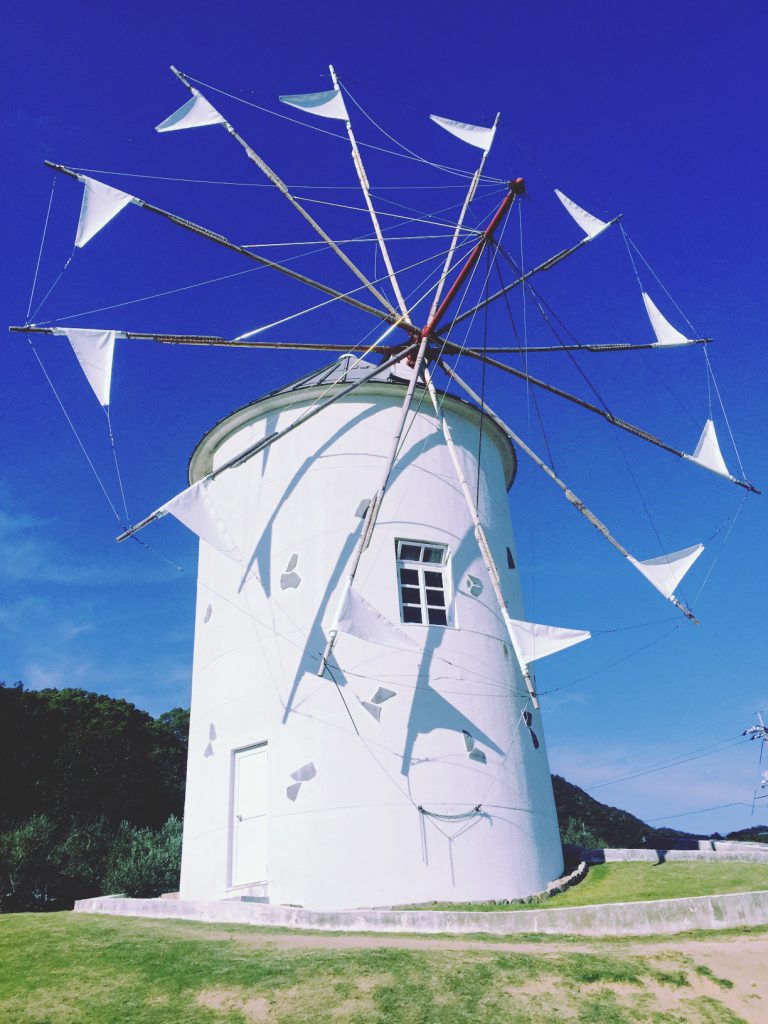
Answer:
188, 357, 517, 490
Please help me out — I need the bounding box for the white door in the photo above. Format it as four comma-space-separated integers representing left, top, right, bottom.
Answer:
231, 744, 268, 887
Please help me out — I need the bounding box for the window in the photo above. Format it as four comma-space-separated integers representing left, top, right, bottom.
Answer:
396, 540, 451, 626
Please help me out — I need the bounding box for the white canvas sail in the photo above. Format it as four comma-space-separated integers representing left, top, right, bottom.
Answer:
159, 479, 241, 563
75, 177, 134, 248
628, 544, 704, 599
506, 617, 591, 665
63, 329, 116, 408
430, 114, 496, 152
336, 588, 417, 648
155, 91, 226, 132
690, 419, 730, 477
642, 292, 693, 347
280, 88, 348, 121
554, 189, 609, 239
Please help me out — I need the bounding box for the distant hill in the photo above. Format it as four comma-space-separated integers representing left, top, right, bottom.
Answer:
551, 774, 696, 849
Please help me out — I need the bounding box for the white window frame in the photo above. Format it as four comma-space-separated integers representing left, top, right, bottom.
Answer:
395, 539, 452, 627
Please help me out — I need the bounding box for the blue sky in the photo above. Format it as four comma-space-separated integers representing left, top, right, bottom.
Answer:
2, 0, 767, 836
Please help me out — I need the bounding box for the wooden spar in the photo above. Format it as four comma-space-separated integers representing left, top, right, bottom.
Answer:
460, 340, 713, 353
439, 215, 622, 332
329, 65, 409, 320
9, 325, 713, 356
421, 364, 540, 706
426, 113, 500, 322
43, 161, 407, 330
115, 338, 421, 543
8, 325, 407, 353
169, 67, 396, 317
450, 345, 760, 493
315, 182, 522, 682
437, 357, 700, 624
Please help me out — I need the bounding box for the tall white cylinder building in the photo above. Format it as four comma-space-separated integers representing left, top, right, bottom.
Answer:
179, 357, 564, 910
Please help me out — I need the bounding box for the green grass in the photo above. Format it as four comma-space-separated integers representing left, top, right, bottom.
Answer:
0, 912, 746, 1024
410, 860, 768, 911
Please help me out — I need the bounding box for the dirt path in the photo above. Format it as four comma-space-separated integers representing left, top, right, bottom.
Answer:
179, 926, 767, 1023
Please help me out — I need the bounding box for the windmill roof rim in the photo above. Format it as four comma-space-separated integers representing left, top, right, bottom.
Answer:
188, 375, 518, 490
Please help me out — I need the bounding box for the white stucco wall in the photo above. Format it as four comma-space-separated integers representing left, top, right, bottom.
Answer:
179, 377, 563, 909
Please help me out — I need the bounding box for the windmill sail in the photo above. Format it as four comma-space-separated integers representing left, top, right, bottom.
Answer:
75, 176, 134, 248
506, 618, 591, 666
430, 114, 496, 152
158, 479, 241, 563
63, 329, 116, 408
628, 544, 704, 600
642, 292, 694, 347
554, 189, 609, 239
335, 587, 417, 648
690, 419, 730, 477
280, 88, 348, 121
155, 91, 226, 132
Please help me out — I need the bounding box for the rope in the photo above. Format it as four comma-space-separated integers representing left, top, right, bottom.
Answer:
25, 338, 123, 522
418, 805, 482, 821
70, 165, 494, 190
26, 177, 56, 318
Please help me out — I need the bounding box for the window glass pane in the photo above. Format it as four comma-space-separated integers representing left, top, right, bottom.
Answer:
402, 605, 423, 623
427, 607, 448, 625
424, 570, 443, 587
399, 567, 419, 585
398, 543, 422, 562
425, 588, 445, 607
401, 586, 421, 604
422, 545, 445, 564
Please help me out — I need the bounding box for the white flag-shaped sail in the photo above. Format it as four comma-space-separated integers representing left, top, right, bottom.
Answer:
155, 91, 226, 132
554, 189, 609, 239
75, 177, 134, 248
690, 419, 730, 477
430, 114, 496, 152
159, 479, 241, 563
506, 617, 591, 666
628, 544, 704, 600
642, 293, 694, 347
336, 588, 418, 648
63, 329, 116, 407
280, 88, 348, 121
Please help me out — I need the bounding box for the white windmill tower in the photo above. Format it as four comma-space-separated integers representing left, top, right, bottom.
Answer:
12, 65, 758, 909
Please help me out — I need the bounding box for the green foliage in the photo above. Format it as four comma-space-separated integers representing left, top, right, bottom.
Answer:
0, 815, 181, 911
560, 816, 607, 849
0, 683, 188, 831
102, 816, 182, 898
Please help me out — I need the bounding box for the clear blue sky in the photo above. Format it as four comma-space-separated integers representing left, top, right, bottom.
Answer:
2, 0, 767, 836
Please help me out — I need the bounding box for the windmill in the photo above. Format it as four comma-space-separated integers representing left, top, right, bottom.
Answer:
10, 66, 758, 909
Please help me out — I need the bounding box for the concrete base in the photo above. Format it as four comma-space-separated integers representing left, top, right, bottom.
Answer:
74, 888, 768, 937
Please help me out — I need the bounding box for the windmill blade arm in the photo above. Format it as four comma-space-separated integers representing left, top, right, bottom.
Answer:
462, 339, 713, 354
447, 344, 759, 493
441, 215, 622, 332
169, 67, 396, 317
9, 325, 405, 354
436, 357, 699, 624
43, 161, 403, 329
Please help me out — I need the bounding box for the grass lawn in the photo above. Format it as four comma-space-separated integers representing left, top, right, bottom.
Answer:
413, 861, 768, 911
0, 911, 764, 1023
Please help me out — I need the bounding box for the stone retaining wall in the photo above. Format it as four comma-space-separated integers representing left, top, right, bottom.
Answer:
74, 887, 768, 937
73, 843, 768, 937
